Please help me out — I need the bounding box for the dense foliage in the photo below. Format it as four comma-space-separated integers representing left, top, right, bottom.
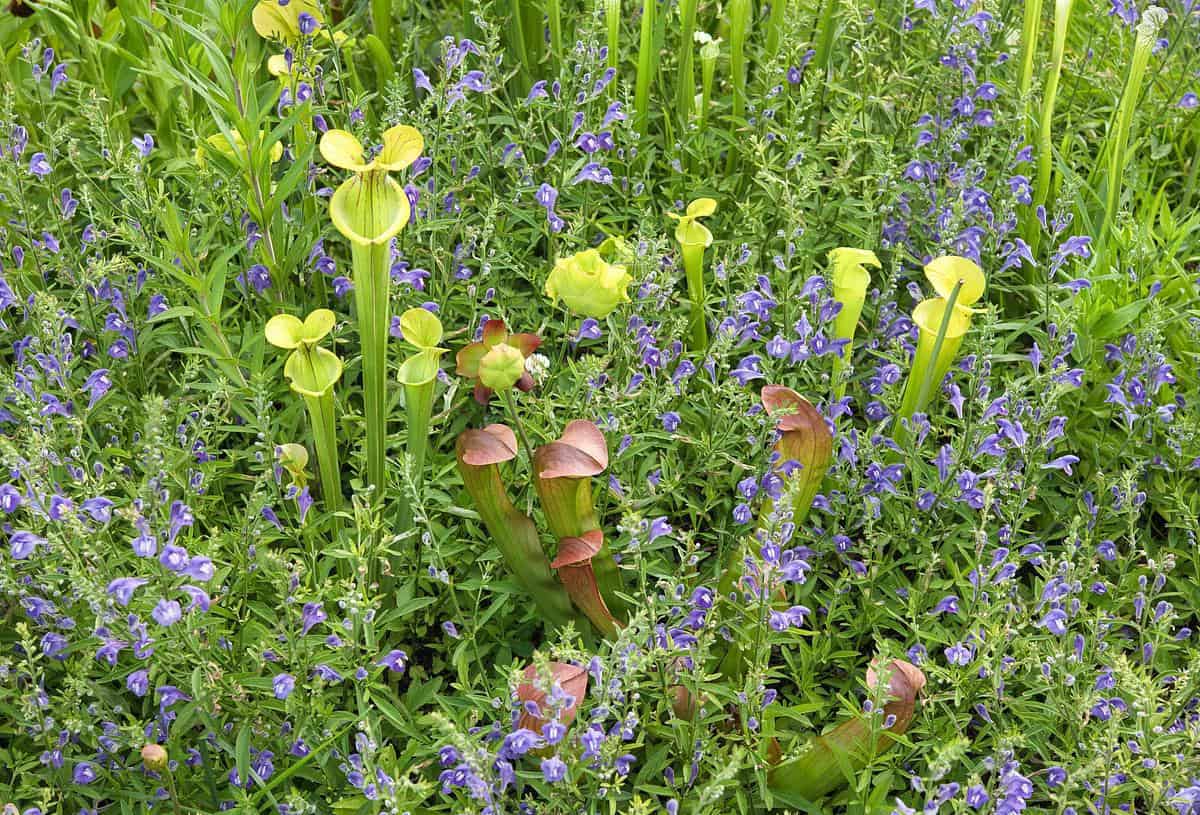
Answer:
0, 0, 1198, 813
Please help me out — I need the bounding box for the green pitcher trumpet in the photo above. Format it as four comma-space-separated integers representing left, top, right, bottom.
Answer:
828, 247, 881, 399
265, 310, 344, 514
897, 256, 985, 420
321, 124, 424, 498
668, 198, 716, 351
396, 307, 446, 490
897, 297, 971, 420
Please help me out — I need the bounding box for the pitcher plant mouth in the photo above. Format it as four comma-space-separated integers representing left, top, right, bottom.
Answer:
329, 172, 411, 246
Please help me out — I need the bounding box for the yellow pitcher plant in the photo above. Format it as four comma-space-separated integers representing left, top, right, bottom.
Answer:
320, 123, 424, 500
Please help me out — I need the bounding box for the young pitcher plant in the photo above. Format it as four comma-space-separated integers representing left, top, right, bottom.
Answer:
265, 309, 344, 516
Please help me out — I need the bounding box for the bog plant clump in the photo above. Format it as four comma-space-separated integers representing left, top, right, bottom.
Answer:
0, 0, 1198, 813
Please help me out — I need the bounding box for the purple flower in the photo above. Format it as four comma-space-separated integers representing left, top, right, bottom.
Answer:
160, 544, 189, 573
1180, 92, 1199, 109
442, 620, 460, 638
297, 11, 318, 34
1041, 455, 1079, 475
29, 152, 52, 177
73, 761, 98, 785
377, 649, 408, 673
945, 642, 973, 666
647, 517, 672, 542
132, 133, 154, 157
541, 756, 567, 782
180, 585, 210, 612
273, 673, 295, 699
659, 411, 681, 432
183, 556, 214, 582
301, 602, 327, 634
571, 162, 613, 185
931, 595, 959, 615
127, 669, 150, 697
244, 263, 272, 295
152, 599, 182, 626
311, 664, 343, 682
106, 577, 148, 606
965, 784, 989, 808
413, 67, 433, 93
9, 530, 44, 560
1040, 608, 1069, 636
50, 63, 68, 93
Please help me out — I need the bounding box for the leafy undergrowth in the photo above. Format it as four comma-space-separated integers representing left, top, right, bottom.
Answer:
0, 0, 1198, 813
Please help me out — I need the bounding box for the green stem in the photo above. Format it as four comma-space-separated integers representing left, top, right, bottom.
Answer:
765, 0, 787, 59
605, 0, 621, 77
1027, 0, 1072, 259
675, 0, 700, 128
1017, 0, 1044, 130
303, 391, 342, 517
371, 0, 392, 54
1099, 10, 1164, 261
812, 0, 840, 78
547, 0, 564, 65
634, 0, 657, 134
682, 242, 709, 350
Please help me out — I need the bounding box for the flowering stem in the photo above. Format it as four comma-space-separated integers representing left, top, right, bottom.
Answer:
502, 388, 535, 465
682, 243, 709, 350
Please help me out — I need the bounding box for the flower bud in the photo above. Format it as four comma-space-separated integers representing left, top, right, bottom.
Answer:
478, 344, 526, 391
545, 249, 632, 318
141, 743, 168, 773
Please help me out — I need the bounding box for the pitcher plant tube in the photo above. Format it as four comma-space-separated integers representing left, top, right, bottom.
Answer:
668, 198, 716, 351
767, 659, 926, 805
396, 307, 446, 493
455, 424, 581, 631
760, 386, 833, 524
322, 123, 424, 498
827, 247, 881, 400
265, 309, 344, 516
551, 529, 622, 638
897, 256, 985, 420
533, 421, 626, 620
